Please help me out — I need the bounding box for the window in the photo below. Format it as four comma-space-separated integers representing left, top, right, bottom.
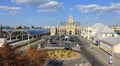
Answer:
105, 34, 107, 37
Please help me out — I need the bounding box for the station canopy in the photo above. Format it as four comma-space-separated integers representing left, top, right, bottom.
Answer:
3, 29, 50, 36
24, 29, 50, 36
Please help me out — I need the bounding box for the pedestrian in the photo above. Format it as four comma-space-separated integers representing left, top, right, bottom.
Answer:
89, 43, 93, 49
76, 44, 79, 49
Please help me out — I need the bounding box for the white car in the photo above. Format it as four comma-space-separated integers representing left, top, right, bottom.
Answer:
108, 56, 112, 64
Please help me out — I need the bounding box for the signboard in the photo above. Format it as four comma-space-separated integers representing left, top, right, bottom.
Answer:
0, 38, 7, 47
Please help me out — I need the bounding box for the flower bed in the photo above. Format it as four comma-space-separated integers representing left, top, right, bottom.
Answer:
47, 50, 81, 60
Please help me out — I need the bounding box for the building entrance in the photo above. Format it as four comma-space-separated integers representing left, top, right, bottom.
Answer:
69, 31, 72, 35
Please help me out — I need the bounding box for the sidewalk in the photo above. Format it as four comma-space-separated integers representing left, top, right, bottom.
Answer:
77, 36, 120, 66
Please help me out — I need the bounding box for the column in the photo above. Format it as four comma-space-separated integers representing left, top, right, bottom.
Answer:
21, 31, 23, 41
9, 33, 12, 40
28, 34, 30, 44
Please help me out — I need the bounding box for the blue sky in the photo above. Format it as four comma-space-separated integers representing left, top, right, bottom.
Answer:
0, 0, 120, 27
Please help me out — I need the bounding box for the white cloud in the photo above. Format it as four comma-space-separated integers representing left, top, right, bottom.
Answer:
0, 6, 21, 11
11, 0, 63, 12
0, 11, 20, 16
76, 3, 120, 14
11, 0, 50, 6
38, 1, 63, 12
0, 6, 21, 15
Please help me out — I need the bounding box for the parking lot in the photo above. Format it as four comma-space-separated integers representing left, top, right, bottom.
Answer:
42, 35, 91, 66
42, 35, 77, 50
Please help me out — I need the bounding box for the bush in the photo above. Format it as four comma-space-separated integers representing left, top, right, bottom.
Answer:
67, 55, 71, 58
61, 53, 64, 57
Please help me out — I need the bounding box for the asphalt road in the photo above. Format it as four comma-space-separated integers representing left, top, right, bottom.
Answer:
74, 36, 106, 66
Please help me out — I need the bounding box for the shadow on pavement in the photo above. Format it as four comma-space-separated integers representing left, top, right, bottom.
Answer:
47, 59, 64, 66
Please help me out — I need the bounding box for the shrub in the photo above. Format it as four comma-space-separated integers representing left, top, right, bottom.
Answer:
61, 53, 64, 57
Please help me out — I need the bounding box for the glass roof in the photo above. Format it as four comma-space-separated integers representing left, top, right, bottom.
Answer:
24, 29, 50, 36
3, 29, 50, 36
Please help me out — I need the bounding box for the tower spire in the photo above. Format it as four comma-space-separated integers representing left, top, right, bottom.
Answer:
68, 8, 73, 24
70, 8, 72, 16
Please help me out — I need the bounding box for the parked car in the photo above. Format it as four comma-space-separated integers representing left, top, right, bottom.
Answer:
108, 56, 112, 64
52, 42, 59, 47
63, 43, 72, 50
69, 36, 74, 42
47, 37, 52, 43
56, 35, 60, 40
61, 35, 65, 38
60, 35, 65, 40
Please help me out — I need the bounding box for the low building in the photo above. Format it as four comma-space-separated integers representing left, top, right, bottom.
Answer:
109, 25, 120, 31
81, 23, 119, 41
81, 23, 120, 54
98, 37, 120, 54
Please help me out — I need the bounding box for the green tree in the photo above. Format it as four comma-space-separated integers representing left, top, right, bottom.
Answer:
16, 25, 22, 29
31, 25, 34, 28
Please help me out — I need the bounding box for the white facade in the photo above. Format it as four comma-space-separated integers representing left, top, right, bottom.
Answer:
0, 38, 7, 47
50, 26, 57, 36
81, 23, 119, 40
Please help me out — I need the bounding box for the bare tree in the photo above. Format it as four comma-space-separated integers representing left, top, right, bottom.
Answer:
0, 45, 47, 66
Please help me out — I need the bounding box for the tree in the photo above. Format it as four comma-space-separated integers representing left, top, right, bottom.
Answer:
25, 45, 47, 66
0, 44, 47, 66
31, 26, 34, 29
0, 44, 17, 66
16, 25, 22, 29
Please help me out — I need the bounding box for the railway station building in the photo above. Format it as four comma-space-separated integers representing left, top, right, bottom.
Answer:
50, 14, 81, 36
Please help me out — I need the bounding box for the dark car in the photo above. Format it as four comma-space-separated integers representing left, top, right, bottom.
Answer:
56, 35, 60, 40
61, 35, 64, 38
60, 35, 65, 40
95, 40, 100, 46
69, 36, 74, 42
52, 42, 59, 47
63, 43, 72, 50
